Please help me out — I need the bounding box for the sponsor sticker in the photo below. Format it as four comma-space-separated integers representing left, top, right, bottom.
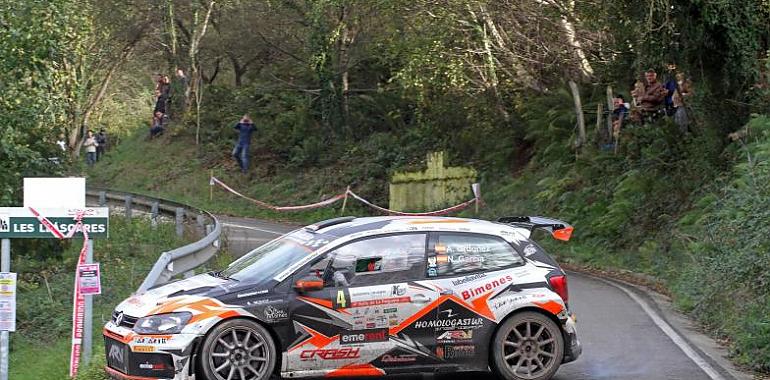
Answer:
133, 336, 170, 345
437, 330, 473, 342
300, 348, 360, 360
414, 317, 484, 330
264, 305, 288, 321
339, 328, 389, 345
436, 345, 475, 359
132, 346, 155, 353
451, 273, 486, 286
350, 296, 410, 308
381, 353, 418, 363
237, 289, 268, 298
461, 275, 514, 300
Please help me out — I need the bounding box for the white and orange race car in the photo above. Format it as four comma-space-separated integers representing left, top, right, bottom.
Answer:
104, 216, 581, 380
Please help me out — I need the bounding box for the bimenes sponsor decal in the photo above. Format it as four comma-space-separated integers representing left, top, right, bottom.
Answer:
339, 328, 389, 345
461, 275, 514, 300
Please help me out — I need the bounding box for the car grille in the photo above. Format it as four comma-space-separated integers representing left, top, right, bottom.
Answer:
111, 311, 139, 329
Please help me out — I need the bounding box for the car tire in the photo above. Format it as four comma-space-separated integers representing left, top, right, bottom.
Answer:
198, 318, 277, 380
491, 311, 564, 380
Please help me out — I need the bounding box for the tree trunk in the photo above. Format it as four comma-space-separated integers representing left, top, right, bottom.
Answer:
606, 86, 614, 142
188, 0, 216, 145
569, 80, 586, 148
67, 22, 147, 157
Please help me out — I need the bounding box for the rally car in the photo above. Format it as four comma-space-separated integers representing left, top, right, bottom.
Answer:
103, 216, 581, 380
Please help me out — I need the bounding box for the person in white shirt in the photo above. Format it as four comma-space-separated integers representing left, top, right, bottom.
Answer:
83, 130, 98, 166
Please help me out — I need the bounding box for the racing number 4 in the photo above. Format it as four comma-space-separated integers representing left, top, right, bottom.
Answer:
337, 290, 346, 308
332, 289, 350, 309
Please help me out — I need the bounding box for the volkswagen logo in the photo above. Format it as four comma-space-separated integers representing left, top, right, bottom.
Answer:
114, 311, 124, 326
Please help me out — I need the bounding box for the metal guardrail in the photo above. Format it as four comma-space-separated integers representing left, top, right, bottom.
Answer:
85, 189, 221, 293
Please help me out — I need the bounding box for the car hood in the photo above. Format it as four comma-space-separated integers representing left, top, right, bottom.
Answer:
115, 273, 233, 317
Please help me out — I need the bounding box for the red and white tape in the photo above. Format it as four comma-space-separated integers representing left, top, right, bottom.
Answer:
28, 207, 90, 378
210, 176, 481, 216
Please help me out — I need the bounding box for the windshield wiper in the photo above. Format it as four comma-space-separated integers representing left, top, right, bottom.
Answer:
209, 270, 239, 281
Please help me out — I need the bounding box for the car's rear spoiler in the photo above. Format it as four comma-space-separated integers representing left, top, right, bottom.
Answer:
497, 216, 574, 241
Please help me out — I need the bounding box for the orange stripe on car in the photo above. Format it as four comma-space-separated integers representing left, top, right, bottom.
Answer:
534, 300, 564, 315
389, 297, 442, 335
289, 324, 338, 352
326, 363, 385, 377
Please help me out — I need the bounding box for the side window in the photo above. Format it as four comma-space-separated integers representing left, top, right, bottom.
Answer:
428, 233, 523, 277
327, 234, 426, 287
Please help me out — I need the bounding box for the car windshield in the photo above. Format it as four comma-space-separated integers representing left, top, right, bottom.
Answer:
219, 230, 329, 282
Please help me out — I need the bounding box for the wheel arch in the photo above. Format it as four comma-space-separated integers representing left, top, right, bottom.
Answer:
196, 315, 284, 376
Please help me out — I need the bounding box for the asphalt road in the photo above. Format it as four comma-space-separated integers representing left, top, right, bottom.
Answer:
220, 216, 742, 380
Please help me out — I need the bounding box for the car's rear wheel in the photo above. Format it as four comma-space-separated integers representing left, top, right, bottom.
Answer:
491, 311, 564, 380
199, 319, 276, 380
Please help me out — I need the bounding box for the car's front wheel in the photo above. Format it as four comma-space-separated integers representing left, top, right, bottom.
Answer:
198, 318, 277, 380
491, 311, 564, 380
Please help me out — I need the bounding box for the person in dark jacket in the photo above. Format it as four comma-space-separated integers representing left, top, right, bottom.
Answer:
96, 129, 107, 160
232, 115, 256, 173
639, 69, 667, 113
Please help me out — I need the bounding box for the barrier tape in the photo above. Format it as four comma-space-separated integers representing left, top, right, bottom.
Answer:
210, 177, 347, 211
210, 176, 481, 216
28, 207, 89, 378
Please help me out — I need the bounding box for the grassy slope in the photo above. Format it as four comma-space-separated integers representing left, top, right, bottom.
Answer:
10, 217, 185, 380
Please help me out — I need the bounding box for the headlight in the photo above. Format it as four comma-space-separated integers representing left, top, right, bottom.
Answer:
134, 312, 192, 334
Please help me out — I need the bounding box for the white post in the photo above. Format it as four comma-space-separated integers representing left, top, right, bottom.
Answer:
0, 238, 10, 380
82, 240, 93, 367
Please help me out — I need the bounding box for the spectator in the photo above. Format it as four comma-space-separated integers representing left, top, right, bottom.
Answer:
150, 111, 165, 138
56, 133, 67, 152
84, 130, 98, 166
672, 72, 694, 131
639, 69, 667, 114
153, 74, 170, 115
96, 128, 107, 160
232, 115, 256, 173
664, 63, 678, 115
169, 68, 189, 118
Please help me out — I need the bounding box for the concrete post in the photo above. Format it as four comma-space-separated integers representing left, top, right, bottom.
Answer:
98, 191, 106, 207
175, 208, 185, 237
125, 195, 133, 219
151, 201, 159, 229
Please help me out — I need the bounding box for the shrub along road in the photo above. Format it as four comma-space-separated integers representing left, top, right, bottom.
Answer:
219, 217, 752, 380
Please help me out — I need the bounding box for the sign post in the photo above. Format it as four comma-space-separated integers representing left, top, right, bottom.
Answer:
0, 239, 10, 380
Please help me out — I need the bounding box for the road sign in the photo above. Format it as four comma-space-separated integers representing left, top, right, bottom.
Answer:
0, 208, 108, 239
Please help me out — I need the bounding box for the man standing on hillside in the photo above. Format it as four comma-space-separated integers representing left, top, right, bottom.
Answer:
232, 115, 256, 174
639, 69, 667, 115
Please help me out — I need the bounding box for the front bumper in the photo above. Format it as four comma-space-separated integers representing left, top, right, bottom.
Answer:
103, 321, 199, 380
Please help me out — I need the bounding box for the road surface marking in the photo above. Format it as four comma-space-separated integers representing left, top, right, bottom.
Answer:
221, 222, 286, 235
596, 277, 726, 380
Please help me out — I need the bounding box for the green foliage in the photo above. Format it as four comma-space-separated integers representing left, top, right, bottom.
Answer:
10, 216, 182, 379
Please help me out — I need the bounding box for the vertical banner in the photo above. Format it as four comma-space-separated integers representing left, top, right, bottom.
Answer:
69, 239, 88, 378
0, 274, 16, 332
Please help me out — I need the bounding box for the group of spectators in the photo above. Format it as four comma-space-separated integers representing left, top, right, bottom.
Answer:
607, 64, 694, 149
150, 69, 188, 138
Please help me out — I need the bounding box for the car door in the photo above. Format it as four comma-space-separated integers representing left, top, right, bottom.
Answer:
286, 233, 439, 372
428, 232, 525, 365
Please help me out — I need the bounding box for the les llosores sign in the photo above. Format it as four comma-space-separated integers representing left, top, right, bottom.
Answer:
0, 207, 109, 239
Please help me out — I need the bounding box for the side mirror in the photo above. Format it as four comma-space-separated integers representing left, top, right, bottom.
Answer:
294, 277, 324, 293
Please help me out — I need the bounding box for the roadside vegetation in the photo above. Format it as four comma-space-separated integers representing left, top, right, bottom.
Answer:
10, 216, 183, 380
3, 0, 770, 374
